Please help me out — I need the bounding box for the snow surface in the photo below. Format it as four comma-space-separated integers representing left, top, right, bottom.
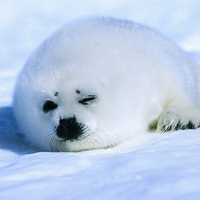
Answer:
1, 0, 200, 199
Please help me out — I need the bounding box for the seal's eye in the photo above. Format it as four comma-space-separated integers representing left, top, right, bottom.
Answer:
79, 95, 98, 105
43, 100, 58, 113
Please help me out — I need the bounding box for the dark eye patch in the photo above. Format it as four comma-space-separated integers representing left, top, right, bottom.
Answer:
79, 95, 98, 105
43, 100, 58, 113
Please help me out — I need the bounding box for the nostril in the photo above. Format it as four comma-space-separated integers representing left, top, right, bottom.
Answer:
56, 117, 83, 140
59, 117, 77, 133
65, 117, 76, 128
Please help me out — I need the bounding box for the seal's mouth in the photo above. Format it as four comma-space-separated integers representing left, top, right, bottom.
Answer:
56, 132, 91, 142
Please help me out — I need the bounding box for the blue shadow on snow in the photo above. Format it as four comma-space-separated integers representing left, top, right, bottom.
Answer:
0, 106, 38, 155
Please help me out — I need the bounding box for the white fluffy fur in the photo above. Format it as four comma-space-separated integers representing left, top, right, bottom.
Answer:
13, 17, 200, 152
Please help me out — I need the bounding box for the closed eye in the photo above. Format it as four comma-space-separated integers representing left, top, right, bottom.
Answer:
43, 100, 58, 113
79, 95, 98, 105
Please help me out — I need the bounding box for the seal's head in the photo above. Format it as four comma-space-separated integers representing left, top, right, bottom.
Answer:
13, 17, 144, 151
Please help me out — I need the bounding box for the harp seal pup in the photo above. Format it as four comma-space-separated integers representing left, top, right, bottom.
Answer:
13, 17, 200, 152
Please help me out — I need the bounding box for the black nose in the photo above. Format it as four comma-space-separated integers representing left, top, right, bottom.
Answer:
56, 117, 83, 140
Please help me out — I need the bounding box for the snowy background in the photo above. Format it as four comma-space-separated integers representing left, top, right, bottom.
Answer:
1, 0, 200, 199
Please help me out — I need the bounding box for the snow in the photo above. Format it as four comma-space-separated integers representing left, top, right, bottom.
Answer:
0, 0, 200, 199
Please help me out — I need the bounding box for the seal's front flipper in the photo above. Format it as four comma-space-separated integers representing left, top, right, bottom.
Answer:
156, 106, 200, 132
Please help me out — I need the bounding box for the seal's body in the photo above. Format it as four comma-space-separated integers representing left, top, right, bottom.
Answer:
13, 17, 200, 151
